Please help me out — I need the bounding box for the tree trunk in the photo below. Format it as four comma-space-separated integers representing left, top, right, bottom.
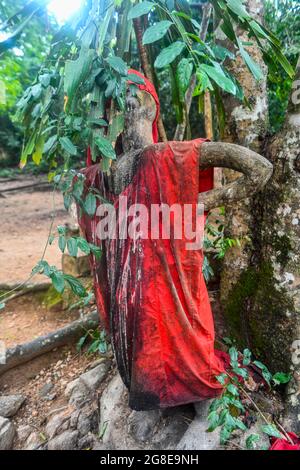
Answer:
217, 0, 268, 314
249, 59, 300, 432
217, 1, 300, 430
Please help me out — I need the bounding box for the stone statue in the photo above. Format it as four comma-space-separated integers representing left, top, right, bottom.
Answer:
79, 71, 273, 411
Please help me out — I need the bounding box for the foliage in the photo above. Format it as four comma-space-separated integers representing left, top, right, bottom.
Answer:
10, 0, 293, 174
202, 214, 242, 281
0, 0, 57, 163
77, 327, 109, 355
208, 343, 292, 449
265, 0, 300, 133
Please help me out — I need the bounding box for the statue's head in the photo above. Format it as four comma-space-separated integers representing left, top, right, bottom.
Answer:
122, 70, 160, 152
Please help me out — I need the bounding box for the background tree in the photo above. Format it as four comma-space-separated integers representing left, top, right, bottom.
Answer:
0, 0, 56, 167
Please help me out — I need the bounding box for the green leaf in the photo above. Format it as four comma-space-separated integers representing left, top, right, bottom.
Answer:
176, 58, 193, 102
43, 135, 57, 154
154, 41, 186, 69
64, 274, 87, 297
216, 373, 228, 385
232, 366, 248, 379
106, 56, 128, 76
32, 136, 44, 165
0, 302, 5, 310
242, 348, 252, 366
142, 21, 172, 45
95, 136, 116, 160
207, 410, 220, 432
20, 131, 36, 167
127, 1, 154, 20
127, 73, 145, 85
89, 243, 102, 260
84, 193, 97, 216
239, 44, 263, 80
253, 361, 272, 385
77, 237, 91, 254
272, 372, 291, 385
226, 0, 250, 20
67, 238, 78, 257
72, 179, 84, 201
200, 64, 236, 95
227, 384, 239, 396
220, 426, 232, 445
77, 334, 88, 351
50, 271, 65, 294
108, 113, 125, 147
64, 193, 72, 210
246, 433, 260, 450
88, 118, 108, 127
211, 44, 235, 61
58, 236, 66, 253
64, 48, 94, 109
261, 424, 282, 439
229, 346, 238, 364
59, 137, 77, 156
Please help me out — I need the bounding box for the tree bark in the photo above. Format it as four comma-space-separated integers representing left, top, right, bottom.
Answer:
249, 58, 300, 432
216, 2, 300, 433
133, 17, 167, 142
218, 0, 269, 305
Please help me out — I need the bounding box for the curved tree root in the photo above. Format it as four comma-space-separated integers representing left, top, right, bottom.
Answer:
0, 310, 100, 375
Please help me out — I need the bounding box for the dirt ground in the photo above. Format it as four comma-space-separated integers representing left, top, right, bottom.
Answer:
0, 175, 78, 347
0, 175, 72, 284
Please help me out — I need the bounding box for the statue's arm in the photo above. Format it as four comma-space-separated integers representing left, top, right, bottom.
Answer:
199, 142, 273, 211
109, 149, 142, 195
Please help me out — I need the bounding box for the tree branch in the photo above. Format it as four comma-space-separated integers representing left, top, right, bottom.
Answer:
133, 17, 167, 142
174, 3, 213, 141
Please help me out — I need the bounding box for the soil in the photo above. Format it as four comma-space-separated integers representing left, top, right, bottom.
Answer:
0, 175, 72, 284
0, 293, 80, 348
0, 175, 78, 347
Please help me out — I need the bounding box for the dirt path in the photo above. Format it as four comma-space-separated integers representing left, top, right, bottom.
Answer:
0, 175, 80, 347
0, 175, 72, 284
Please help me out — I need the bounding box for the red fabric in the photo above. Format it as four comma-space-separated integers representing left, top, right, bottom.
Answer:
86, 146, 92, 167
270, 433, 300, 450
78, 139, 225, 410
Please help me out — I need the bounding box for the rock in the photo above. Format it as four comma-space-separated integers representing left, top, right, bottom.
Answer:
65, 379, 81, 398
68, 381, 90, 408
176, 400, 220, 450
128, 410, 160, 442
0, 416, 15, 450
79, 362, 110, 391
38, 382, 54, 398
78, 433, 95, 449
93, 441, 114, 450
24, 432, 44, 450
77, 411, 93, 436
65, 372, 104, 408
47, 430, 79, 450
62, 253, 90, 278
0, 395, 26, 418
42, 392, 57, 401
17, 425, 33, 443
99, 373, 126, 444
153, 412, 191, 450
45, 409, 72, 439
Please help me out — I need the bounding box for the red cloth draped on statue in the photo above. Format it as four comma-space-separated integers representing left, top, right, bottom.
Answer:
78, 138, 225, 410
79, 70, 225, 410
